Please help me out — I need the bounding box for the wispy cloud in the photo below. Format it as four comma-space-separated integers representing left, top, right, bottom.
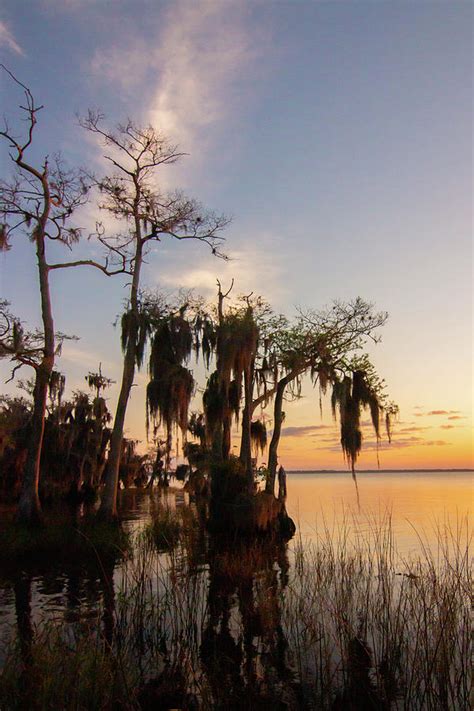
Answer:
0, 20, 24, 56
317, 435, 452, 453
397, 426, 430, 433
61, 344, 117, 374
279, 424, 333, 438
89, 1, 267, 160
415, 409, 463, 418
154, 235, 289, 305
146, 1, 265, 151
431, 410, 460, 416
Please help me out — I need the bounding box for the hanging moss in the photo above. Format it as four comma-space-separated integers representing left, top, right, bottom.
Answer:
188, 412, 206, 445
250, 419, 267, 456
216, 308, 259, 390
0, 224, 11, 252
331, 372, 384, 474
149, 314, 193, 379
145, 306, 197, 463
49, 371, 66, 406
385, 403, 399, 443
194, 316, 216, 368
121, 310, 133, 353
146, 363, 194, 437
120, 307, 155, 368
228, 379, 241, 422
203, 370, 225, 442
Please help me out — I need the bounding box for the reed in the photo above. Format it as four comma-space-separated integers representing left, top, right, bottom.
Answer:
0, 511, 471, 710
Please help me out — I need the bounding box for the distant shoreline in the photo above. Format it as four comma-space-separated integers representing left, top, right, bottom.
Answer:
287, 469, 473, 474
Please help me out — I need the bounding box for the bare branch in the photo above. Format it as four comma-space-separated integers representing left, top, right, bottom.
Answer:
48, 258, 132, 276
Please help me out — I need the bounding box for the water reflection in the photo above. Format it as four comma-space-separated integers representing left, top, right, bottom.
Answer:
1, 482, 470, 709
2, 491, 302, 708
199, 536, 299, 709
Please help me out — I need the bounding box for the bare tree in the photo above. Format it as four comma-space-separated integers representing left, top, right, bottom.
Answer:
79, 112, 229, 519
0, 68, 125, 524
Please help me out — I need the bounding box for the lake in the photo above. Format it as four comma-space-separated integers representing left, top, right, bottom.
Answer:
0, 470, 471, 709
1, 470, 471, 627
285, 470, 472, 557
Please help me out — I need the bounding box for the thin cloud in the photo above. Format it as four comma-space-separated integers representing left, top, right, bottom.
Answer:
89, 1, 267, 163
61, 344, 117, 374
0, 21, 24, 56
280, 424, 332, 438
414, 409, 463, 418
397, 426, 430, 433
147, 1, 265, 150
319, 436, 423, 453
155, 236, 289, 305
316, 435, 452, 453
448, 415, 467, 420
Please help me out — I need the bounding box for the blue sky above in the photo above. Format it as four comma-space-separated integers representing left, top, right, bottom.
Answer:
0, 0, 472, 467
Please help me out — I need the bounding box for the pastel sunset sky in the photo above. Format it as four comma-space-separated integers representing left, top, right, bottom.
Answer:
0, 1, 472, 470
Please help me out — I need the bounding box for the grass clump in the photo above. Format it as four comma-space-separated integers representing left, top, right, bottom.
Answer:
142, 505, 182, 552
0, 623, 139, 710
0, 520, 131, 562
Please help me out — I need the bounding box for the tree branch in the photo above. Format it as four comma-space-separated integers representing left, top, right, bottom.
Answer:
48, 258, 132, 276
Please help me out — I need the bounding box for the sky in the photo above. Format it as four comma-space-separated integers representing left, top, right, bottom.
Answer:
0, 0, 472, 470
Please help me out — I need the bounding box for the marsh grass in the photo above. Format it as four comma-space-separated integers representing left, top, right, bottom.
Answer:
0, 623, 137, 710
141, 504, 183, 552
0, 519, 131, 561
285, 512, 472, 709
0, 511, 471, 710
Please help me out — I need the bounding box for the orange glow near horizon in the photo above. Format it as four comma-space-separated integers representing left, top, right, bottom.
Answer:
263, 422, 474, 471
121, 384, 473, 470
227, 413, 473, 471
92, 361, 473, 471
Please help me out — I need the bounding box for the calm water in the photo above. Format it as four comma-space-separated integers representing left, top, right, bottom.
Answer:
0, 471, 471, 707
285, 470, 473, 557
0, 471, 471, 632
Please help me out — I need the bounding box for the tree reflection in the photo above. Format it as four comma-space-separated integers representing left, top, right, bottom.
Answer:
200, 535, 301, 709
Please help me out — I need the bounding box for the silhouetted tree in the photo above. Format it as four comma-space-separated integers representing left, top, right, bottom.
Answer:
78, 113, 229, 520
249, 298, 397, 494
0, 69, 124, 524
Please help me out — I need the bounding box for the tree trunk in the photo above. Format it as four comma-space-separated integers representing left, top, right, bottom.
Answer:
15, 370, 49, 524
222, 412, 231, 459
16, 231, 54, 525
98, 326, 137, 518
98, 239, 143, 520
266, 376, 290, 495
240, 364, 255, 490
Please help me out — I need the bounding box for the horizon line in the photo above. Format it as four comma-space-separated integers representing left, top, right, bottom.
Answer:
286, 468, 473, 473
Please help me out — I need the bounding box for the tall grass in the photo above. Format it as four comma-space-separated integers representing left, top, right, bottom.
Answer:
285, 512, 471, 709
0, 509, 471, 710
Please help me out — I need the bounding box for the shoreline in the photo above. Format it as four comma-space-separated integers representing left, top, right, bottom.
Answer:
287, 468, 473, 473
